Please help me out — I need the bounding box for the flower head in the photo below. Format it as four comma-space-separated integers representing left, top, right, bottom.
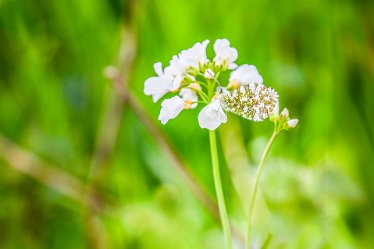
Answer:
144, 38, 296, 131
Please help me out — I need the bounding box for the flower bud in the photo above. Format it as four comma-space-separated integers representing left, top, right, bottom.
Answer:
280, 108, 289, 119
204, 69, 215, 79
188, 83, 202, 92
286, 119, 298, 128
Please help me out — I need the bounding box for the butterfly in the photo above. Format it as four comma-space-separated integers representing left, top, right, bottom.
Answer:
218, 83, 279, 121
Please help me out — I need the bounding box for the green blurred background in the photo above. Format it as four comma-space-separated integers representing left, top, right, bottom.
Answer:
0, 0, 373, 248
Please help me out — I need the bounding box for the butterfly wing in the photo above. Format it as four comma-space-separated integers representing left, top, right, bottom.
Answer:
222, 83, 279, 121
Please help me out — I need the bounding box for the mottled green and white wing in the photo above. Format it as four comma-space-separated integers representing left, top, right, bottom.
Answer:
221, 83, 279, 121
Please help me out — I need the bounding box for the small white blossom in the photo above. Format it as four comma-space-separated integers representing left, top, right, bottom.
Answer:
144, 62, 176, 102
213, 39, 238, 70
287, 119, 299, 128
158, 96, 185, 124
179, 88, 198, 109
161, 40, 209, 91
164, 57, 186, 91
198, 99, 227, 130
229, 64, 263, 87
179, 40, 210, 69
165, 55, 187, 76
165, 40, 209, 78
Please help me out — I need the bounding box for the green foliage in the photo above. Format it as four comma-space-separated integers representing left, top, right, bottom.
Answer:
0, 0, 372, 248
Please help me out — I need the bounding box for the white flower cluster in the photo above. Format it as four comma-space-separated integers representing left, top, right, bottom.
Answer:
144, 39, 286, 130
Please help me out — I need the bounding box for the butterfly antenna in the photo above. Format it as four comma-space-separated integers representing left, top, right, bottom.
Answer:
207, 70, 221, 87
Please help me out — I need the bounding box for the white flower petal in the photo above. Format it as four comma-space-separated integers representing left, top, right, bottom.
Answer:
153, 62, 163, 76
156, 40, 210, 101
213, 39, 238, 69
158, 96, 185, 124
213, 39, 230, 53
202, 39, 210, 47
145, 62, 179, 102
228, 63, 238, 70
287, 119, 299, 128
144, 77, 169, 102
229, 64, 263, 85
171, 75, 183, 91
179, 40, 210, 69
151, 93, 167, 103
165, 56, 187, 76
179, 88, 198, 102
198, 99, 227, 130
179, 88, 198, 109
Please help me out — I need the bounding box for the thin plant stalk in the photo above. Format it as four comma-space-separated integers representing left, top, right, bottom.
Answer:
260, 233, 273, 249
246, 126, 279, 249
209, 130, 232, 249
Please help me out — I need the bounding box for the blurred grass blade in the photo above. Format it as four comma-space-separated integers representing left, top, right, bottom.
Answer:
260, 233, 272, 249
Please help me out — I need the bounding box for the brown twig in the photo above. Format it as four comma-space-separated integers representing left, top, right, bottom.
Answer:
87, 1, 138, 190
83, 1, 139, 248
0, 135, 89, 204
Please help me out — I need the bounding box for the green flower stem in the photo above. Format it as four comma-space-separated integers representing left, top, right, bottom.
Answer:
260, 233, 273, 249
196, 89, 209, 103
194, 100, 208, 104
207, 79, 214, 99
209, 130, 232, 249
246, 127, 279, 249
195, 80, 209, 88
